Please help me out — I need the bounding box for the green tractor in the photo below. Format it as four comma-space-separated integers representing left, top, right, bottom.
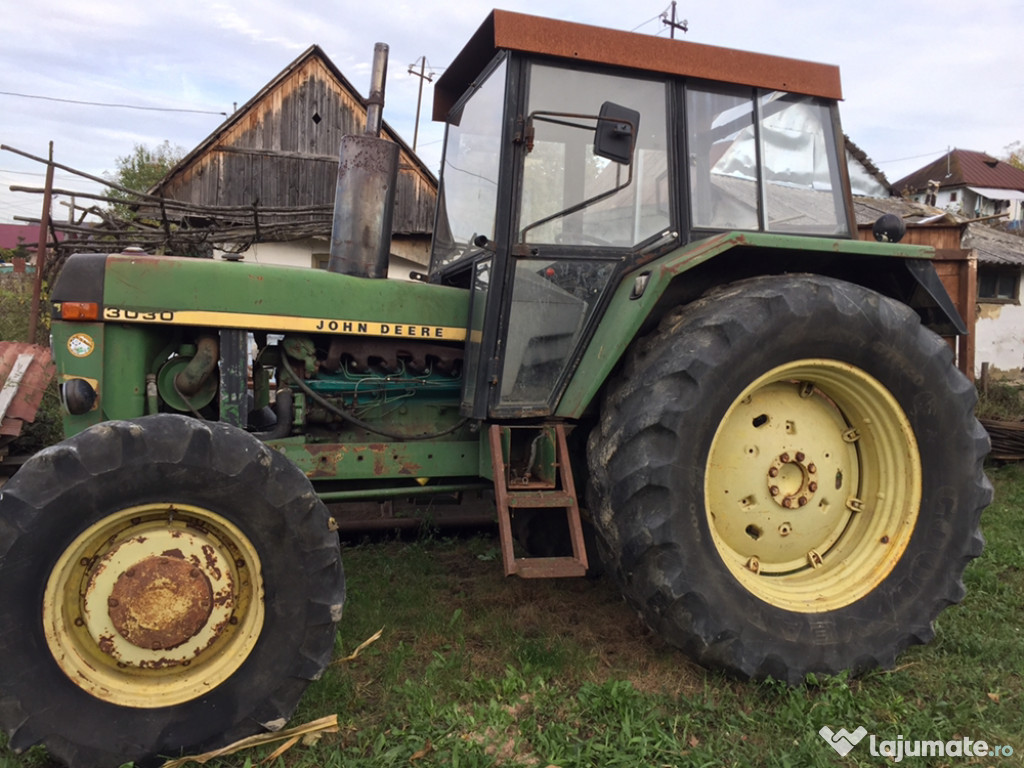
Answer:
0, 11, 990, 767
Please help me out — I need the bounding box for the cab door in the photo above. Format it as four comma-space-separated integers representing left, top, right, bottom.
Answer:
486, 63, 675, 418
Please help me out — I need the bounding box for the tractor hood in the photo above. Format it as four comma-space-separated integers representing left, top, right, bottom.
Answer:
51, 252, 470, 343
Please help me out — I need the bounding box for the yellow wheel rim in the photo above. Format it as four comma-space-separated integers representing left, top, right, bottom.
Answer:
705, 359, 921, 613
43, 503, 264, 708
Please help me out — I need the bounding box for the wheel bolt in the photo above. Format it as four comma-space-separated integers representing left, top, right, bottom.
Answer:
780, 453, 790, 463
808, 463, 816, 474
769, 467, 779, 478
783, 497, 794, 508
798, 496, 808, 506
770, 486, 780, 496
809, 482, 818, 492
795, 452, 805, 462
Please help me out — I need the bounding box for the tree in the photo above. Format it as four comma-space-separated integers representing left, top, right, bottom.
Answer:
0, 237, 30, 264
103, 140, 185, 220
1005, 141, 1024, 171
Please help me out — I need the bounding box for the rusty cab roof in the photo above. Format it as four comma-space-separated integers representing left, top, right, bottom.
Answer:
433, 10, 842, 121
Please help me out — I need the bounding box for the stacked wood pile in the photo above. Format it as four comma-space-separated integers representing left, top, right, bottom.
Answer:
980, 419, 1024, 461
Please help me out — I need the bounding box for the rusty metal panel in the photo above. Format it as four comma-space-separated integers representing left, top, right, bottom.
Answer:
0, 342, 55, 438
436, 10, 842, 119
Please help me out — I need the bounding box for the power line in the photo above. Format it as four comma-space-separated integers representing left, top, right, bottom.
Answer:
876, 150, 948, 166
1, 167, 86, 179
631, 12, 664, 32
0, 90, 227, 116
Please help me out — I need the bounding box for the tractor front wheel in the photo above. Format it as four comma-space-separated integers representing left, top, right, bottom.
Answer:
0, 415, 344, 767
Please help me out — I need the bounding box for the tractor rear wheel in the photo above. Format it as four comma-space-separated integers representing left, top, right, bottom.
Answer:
0, 415, 344, 767
587, 274, 990, 682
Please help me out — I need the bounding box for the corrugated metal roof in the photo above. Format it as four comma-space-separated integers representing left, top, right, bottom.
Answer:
964, 223, 1024, 266
893, 149, 1024, 195
0, 223, 63, 251
853, 196, 957, 225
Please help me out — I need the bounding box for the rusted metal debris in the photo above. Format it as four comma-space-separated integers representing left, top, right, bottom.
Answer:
0, 342, 56, 442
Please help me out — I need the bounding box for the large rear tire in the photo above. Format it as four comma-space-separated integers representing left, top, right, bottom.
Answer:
0, 415, 344, 767
587, 274, 990, 682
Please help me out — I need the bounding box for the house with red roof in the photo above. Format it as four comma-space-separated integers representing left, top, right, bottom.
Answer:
0, 224, 37, 258
893, 149, 1024, 228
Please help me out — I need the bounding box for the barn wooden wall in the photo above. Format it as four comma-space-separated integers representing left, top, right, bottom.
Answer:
160, 56, 435, 236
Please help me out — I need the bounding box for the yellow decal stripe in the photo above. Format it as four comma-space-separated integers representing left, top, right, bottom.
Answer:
102, 307, 467, 341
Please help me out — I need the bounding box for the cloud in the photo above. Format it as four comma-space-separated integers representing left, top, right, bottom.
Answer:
2, 0, 1022, 224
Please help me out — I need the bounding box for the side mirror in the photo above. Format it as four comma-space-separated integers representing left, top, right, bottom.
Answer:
594, 101, 640, 165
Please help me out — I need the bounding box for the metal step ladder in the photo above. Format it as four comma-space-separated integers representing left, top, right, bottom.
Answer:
488, 423, 588, 578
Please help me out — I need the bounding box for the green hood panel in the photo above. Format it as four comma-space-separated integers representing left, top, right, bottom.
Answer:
96, 254, 471, 341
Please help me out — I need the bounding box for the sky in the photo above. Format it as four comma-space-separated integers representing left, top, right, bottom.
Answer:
1, 0, 1022, 228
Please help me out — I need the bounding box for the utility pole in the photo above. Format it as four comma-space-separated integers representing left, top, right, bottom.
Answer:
407, 56, 434, 153
662, 1, 688, 38
28, 142, 54, 345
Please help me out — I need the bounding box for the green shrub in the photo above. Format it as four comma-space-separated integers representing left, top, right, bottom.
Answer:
975, 382, 1024, 421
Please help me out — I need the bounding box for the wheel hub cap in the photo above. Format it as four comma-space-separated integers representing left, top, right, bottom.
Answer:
44, 503, 264, 707
106, 555, 215, 653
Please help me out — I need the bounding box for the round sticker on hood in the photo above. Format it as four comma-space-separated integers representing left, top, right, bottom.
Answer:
68, 333, 96, 358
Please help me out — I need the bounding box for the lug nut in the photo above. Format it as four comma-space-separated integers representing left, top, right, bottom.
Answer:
770, 486, 780, 496
769, 467, 779, 478
795, 452, 805, 462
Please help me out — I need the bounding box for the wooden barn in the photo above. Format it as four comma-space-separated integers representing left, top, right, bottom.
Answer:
151, 45, 437, 278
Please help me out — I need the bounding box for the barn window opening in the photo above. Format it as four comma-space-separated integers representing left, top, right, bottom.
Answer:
978, 266, 1019, 302
312, 112, 322, 124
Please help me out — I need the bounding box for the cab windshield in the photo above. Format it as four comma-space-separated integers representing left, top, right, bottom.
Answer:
430, 59, 507, 270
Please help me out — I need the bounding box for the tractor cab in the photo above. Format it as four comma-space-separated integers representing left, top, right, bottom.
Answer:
428, 11, 853, 419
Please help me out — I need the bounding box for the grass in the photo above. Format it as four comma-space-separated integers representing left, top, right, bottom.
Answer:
297, 479, 1024, 767
2, 464, 1023, 767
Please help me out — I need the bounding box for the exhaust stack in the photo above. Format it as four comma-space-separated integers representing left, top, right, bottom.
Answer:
327, 43, 400, 279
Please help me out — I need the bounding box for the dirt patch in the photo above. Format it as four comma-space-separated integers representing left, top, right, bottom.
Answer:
422, 535, 707, 696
